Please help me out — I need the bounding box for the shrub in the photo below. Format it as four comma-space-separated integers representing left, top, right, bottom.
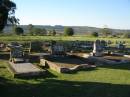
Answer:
64, 27, 74, 36
91, 32, 99, 37
14, 27, 24, 35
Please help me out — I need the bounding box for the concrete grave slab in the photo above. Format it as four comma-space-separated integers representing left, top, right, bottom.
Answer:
8, 62, 45, 78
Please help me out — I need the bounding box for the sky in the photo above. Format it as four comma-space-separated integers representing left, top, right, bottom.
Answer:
12, 0, 130, 29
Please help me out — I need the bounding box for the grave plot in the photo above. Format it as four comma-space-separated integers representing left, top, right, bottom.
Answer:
40, 55, 96, 73
8, 62, 45, 78
87, 56, 130, 65
7, 42, 45, 78
40, 42, 96, 73
69, 40, 130, 66
87, 40, 130, 65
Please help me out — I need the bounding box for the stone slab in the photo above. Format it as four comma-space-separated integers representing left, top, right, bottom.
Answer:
40, 58, 96, 73
8, 62, 45, 78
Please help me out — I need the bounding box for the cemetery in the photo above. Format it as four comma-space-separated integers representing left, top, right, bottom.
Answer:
40, 41, 96, 73
0, 39, 130, 97
0, 39, 129, 75
0, 0, 130, 97
6, 42, 45, 77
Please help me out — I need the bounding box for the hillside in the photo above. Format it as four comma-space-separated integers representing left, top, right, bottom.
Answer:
4, 25, 130, 35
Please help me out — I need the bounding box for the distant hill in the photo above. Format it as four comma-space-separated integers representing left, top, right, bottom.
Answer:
3, 25, 130, 35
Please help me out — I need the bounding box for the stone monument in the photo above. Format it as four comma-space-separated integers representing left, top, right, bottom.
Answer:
50, 41, 66, 56
117, 41, 125, 51
8, 42, 28, 63
91, 40, 103, 57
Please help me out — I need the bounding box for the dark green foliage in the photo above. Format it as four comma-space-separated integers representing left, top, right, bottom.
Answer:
28, 26, 47, 36
101, 28, 112, 37
0, 0, 17, 31
91, 32, 99, 37
14, 27, 24, 35
48, 29, 56, 36
33, 28, 47, 36
52, 29, 56, 36
64, 27, 74, 36
28, 24, 34, 35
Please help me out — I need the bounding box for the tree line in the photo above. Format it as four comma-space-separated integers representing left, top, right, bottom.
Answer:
1, 25, 130, 38
0, 0, 129, 38
3, 24, 75, 36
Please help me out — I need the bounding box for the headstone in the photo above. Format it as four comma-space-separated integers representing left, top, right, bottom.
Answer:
8, 42, 25, 63
117, 42, 125, 50
101, 40, 107, 49
22, 42, 31, 53
50, 41, 66, 56
91, 40, 103, 57
107, 40, 112, 46
0, 42, 6, 50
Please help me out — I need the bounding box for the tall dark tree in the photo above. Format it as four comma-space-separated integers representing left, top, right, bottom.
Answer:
0, 0, 18, 31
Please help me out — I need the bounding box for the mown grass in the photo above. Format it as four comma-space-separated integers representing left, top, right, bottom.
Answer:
0, 35, 130, 97
0, 35, 130, 43
0, 59, 130, 97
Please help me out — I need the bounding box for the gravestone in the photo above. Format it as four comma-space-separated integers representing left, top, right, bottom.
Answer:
91, 40, 103, 57
8, 42, 25, 63
101, 40, 107, 49
50, 41, 66, 56
0, 42, 6, 51
22, 42, 31, 54
117, 41, 125, 51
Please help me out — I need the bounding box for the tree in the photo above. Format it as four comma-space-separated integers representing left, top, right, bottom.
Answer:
52, 29, 56, 36
64, 27, 74, 36
33, 28, 47, 36
0, 0, 18, 31
101, 28, 112, 37
91, 32, 99, 37
14, 27, 24, 35
28, 24, 34, 35
48, 29, 56, 36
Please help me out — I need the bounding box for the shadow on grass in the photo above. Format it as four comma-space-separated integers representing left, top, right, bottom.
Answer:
0, 66, 6, 69
44, 55, 92, 65
65, 68, 98, 74
0, 53, 10, 60
99, 63, 130, 70
0, 78, 130, 97
13, 70, 57, 80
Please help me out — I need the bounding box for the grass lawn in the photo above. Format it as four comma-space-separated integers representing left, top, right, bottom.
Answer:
0, 35, 130, 43
0, 59, 130, 97
0, 35, 130, 97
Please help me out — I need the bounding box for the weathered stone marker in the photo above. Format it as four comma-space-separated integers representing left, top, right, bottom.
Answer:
116, 41, 125, 51
8, 42, 25, 63
91, 40, 103, 57
50, 41, 66, 56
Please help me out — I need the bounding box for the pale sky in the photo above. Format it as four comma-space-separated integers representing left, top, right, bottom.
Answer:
13, 0, 130, 29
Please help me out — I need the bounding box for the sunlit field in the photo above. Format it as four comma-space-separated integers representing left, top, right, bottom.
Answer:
0, 59, 130, 97
0, 35, 130, 42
